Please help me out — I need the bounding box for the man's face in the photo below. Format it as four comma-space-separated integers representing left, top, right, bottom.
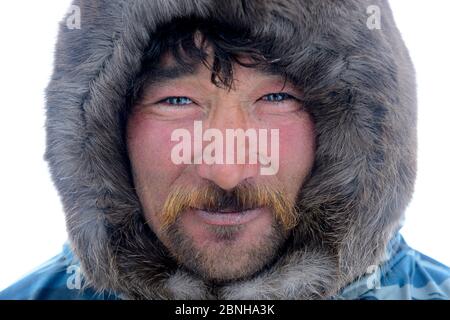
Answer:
127, 53, 316, 282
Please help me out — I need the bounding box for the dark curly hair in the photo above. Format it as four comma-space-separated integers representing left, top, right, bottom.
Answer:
129, 16, 292, 108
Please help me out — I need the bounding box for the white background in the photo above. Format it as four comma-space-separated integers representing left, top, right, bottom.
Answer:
0, 1, 449, 290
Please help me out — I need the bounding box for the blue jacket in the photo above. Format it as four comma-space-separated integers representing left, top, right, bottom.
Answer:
1, 233, 449, 300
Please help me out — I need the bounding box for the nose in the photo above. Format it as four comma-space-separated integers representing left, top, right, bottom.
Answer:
195, 103, 259, 191
197, 161, 259, 191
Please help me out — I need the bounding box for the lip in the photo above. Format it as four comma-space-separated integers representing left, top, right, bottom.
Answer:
193, 208, 263, 226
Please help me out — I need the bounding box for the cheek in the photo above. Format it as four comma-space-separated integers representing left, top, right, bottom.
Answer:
276, 112, 316, 187
126, 113, 189, 222
127, 115, 177, 175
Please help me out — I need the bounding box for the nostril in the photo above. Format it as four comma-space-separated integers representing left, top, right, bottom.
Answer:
195, 160, 260, 191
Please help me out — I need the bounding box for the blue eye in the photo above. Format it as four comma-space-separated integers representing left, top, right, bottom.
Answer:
262, 93, 294, 102
162, 96, 193, 106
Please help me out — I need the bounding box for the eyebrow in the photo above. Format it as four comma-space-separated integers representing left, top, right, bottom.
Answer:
143, 61, 289, 89
145, 64, 195, 86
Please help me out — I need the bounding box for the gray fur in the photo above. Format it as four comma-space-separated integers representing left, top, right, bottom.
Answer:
45, 0, 416, 299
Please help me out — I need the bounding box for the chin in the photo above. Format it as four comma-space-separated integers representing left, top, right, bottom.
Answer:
187, 254, 270, 284
154, 208, 289, 284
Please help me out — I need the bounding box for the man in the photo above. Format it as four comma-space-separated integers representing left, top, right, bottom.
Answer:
1, 0, 449, 300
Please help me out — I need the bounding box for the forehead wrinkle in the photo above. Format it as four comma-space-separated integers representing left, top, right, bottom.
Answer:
143, 63, 199, 89
140, 53, 291, 99
143, 48, 208, 86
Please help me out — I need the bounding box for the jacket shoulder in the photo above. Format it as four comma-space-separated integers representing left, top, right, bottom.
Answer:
0, 243, 118, 300
354, 234, 450, 300
336, 233, 450, 300
374, 244, 450, 300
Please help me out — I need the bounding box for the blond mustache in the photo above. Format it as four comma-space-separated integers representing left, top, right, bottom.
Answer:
160, 182, 299, 231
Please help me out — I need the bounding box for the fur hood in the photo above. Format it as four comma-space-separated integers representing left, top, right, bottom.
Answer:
45, 0, 416, 299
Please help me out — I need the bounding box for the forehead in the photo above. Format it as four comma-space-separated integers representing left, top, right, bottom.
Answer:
144, 51, 288, 89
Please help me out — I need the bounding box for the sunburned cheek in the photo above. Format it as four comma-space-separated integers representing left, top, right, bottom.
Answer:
275, 114, 316, 181
127, 115, 186, 174
127, 115, 193, 228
